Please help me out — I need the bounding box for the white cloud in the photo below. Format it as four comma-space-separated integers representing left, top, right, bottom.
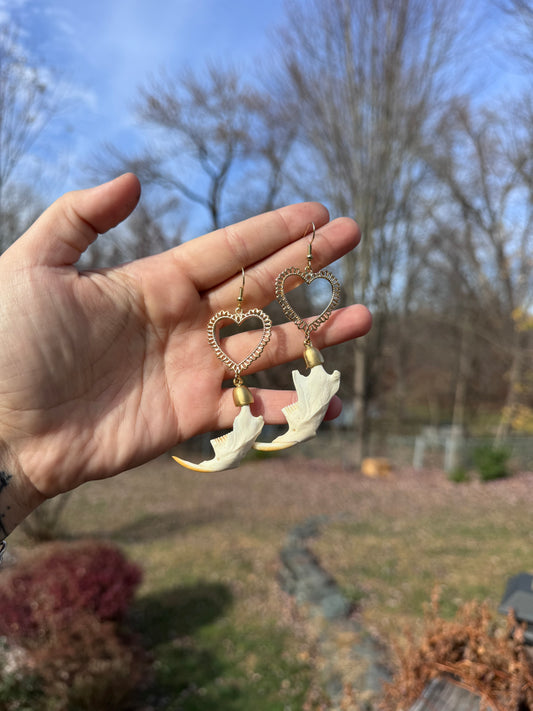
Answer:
3, 0, 286, 198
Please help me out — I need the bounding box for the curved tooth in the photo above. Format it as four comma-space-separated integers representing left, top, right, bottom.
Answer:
250, 439, 297, 452
253, 364, 340, 451
173, 405, 264, 472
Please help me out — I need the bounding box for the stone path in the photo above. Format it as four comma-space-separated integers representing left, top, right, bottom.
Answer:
279, 515, 494, 711
279, 515, 390, 710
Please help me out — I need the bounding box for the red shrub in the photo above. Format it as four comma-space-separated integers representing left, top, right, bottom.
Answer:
29, 612, 148, 711
0, 540, 142, 640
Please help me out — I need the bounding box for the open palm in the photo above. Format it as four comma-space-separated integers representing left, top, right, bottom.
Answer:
0, 174, 370, 500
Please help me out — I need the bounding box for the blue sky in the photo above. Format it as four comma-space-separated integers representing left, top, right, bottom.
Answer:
0, 0, 528, 234
2, 0, 286, 202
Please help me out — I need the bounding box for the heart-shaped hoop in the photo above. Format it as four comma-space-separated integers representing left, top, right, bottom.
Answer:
207, 308, 272, 377
275, 267, 341, 341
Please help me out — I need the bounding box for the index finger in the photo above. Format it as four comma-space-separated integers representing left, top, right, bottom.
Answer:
175, 202, 330, 292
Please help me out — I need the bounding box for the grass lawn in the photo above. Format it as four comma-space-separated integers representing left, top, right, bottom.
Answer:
9, 447, 533, 709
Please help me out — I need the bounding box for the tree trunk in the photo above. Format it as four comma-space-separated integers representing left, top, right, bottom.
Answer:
446, 318, 471, 471
353, 340, 368, 468
495, 329, 525, 444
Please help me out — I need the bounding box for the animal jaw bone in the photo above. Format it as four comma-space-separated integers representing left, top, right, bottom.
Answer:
173, 405, 264, 472
253, 364, 340, 451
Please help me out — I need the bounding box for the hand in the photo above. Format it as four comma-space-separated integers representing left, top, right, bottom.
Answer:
0, 174, 370, 510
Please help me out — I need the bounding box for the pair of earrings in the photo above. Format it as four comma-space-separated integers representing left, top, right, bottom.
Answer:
173, 225, 341, 472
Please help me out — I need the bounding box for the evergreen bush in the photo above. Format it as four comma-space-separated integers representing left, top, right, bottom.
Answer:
473, 444, 511, 481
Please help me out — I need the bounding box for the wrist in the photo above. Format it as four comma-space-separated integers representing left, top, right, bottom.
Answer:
0, 439, 46, 537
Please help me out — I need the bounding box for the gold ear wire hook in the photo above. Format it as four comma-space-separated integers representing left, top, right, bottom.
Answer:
306, 223, 316, 271
237, 267, 245, 311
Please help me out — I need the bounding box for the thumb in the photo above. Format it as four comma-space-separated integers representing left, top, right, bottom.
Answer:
12, 173, 141, 267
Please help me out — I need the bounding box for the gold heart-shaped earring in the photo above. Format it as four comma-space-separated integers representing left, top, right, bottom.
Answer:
254, 224, 341, 451
173, 269, 272, 472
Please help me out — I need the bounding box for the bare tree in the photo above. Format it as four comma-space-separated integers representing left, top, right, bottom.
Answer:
424, 99, 533, 442
275, 0, 475, 464
497, 97, 533, 439
230, 93, 299, 219
497, 0, 533, 67
134, 64, 297, 232
0, 23, 58, 251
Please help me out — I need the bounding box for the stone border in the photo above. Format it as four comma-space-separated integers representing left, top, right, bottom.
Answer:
279, 515, 390, 709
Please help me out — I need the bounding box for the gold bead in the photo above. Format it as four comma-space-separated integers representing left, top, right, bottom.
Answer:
303, 346, 324, 369
233, 384, 254, 407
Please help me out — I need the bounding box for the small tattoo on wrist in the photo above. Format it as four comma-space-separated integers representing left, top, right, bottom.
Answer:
0, 471, 13, 538
0, 471, 12, 492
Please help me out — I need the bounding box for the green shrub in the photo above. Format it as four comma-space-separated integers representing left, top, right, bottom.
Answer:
0, 674, 43, 711
448, 466, 470, 483
473, 444, 511, 481
0, 638, 44, 711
